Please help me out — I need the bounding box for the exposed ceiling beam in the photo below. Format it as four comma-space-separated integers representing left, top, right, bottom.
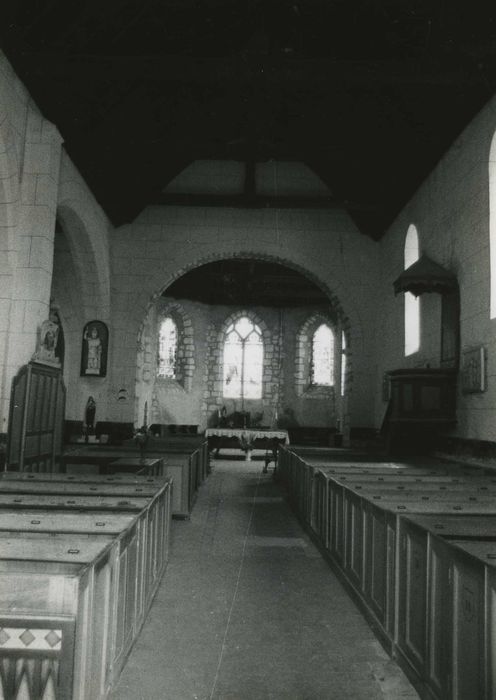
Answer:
155, 192, 372, 211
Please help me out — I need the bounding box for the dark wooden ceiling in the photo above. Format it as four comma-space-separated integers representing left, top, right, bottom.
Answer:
164, 259, 329, 307
2, 1, 496, 239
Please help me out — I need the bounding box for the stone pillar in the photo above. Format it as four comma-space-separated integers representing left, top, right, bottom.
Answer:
0, 122, 19, 433
1, 112, 63, 431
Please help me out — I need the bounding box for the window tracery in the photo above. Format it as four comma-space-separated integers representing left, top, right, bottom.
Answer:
223, 316, 263, 400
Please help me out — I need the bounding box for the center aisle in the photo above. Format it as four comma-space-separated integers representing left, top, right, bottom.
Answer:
110, 459, 419, 700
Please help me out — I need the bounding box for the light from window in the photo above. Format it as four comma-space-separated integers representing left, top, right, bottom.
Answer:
311, 324, 334, 386
158, 317, 177, 378
341, 331, 347, 396
490, 132, 496, 318
404, 225, 420, 356
223, 317, 263, 399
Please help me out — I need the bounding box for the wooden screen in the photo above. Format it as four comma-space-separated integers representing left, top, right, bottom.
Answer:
6, 362, 66, 472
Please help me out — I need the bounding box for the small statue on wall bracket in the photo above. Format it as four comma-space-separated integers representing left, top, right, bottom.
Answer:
80, 320, 109, 377
32, 312, 61, 367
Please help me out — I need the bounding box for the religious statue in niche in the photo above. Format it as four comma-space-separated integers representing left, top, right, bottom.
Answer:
80, 320, 108, 377
32, 310, 61, 367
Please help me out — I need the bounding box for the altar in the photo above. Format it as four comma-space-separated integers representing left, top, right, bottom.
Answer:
204, 428, 289, 469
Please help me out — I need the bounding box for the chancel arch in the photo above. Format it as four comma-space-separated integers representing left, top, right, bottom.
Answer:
131, 254, 355, 442
109, 205, 374, 433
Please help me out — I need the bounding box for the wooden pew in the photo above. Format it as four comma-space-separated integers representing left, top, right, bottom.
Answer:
0, 476, 172, 699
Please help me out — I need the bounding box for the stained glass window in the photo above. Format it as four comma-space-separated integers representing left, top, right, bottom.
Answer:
223, 317, 263, 399
158, 317, 177, 378
311, 324, 334, 386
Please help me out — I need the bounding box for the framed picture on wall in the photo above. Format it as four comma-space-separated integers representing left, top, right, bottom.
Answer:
80, 320, 109, 377
461, 346, 486, 394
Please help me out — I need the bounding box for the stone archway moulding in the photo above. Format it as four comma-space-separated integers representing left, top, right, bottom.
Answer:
135, 250, 358, 388
142, 250, 354, 343
56, 202, 110, 322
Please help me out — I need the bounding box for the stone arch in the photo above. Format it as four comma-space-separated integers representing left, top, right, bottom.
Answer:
55, 204, 109, 322
52, 199, 111, 421
144, 250, 351, 342
131, 250, 358, 436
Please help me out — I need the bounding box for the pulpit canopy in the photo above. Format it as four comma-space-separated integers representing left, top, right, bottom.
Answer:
393, 255, 458, 296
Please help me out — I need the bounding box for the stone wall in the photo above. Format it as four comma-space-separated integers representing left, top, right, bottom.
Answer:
135, 299, 196, 427
132, 297, 346, 432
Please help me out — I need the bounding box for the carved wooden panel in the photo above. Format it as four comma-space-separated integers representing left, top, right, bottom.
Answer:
7, 363, 66, 472
0, 616, 75, 699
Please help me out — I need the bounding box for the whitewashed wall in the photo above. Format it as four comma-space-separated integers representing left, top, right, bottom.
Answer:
109, 206, 381, 432
0, 51, 111, 430
0, 53, 62, 431
377, 95, 496, 441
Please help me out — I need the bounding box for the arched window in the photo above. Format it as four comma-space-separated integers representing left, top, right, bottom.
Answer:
158, 316, 178, 378
404, 224, 420, 356
311, 323, 334, 386
223, 316, 263, 399
490, 132, 496, 318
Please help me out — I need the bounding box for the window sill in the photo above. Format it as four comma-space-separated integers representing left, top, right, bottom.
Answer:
302, 384, 335, 399
155, 376, 187, 393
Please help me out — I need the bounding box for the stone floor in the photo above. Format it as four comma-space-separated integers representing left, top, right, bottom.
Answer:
110, 457, 420, 700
